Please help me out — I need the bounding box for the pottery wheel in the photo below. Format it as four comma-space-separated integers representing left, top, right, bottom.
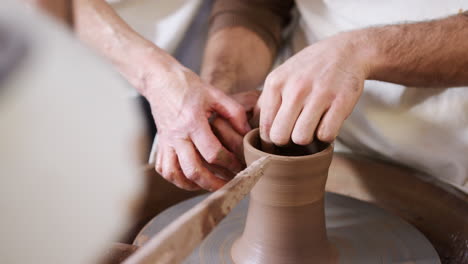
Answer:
134, 192, 440, 264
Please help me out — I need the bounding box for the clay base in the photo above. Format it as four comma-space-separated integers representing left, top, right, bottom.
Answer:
230, 199, 336, 264
135, 193, 440, 264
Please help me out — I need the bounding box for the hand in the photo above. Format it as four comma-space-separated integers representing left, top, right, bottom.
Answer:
211, 90, 261, 160
147, 59, 251, 191
258, 32, 370, 145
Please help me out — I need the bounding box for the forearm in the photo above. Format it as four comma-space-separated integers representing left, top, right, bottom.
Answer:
357, 11, 468, 87
202, 0, 294, 93
201, 27, 273, 93
72, 0, 175, 97
22, 0, 73, 25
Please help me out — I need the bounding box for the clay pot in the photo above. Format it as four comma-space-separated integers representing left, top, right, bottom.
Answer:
231, 128, 336, 264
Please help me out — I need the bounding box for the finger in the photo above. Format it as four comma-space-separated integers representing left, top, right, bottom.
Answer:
163, 148, 200, 190
174, 140, 228, 191
203, 161, 236, 181
291, 98, 329, 145
155, 145, 164, 175
209, 88, 251, 135
191, 120, 243, 173
258, 87, 281, 144
316, 98, 352, 142
211, 117, 244, 160
269, 92, 304, 146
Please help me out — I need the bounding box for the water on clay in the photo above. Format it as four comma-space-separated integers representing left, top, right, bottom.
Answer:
135, 193, 441, 264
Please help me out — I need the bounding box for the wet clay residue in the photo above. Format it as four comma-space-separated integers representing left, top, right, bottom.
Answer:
252, 135, 328, 156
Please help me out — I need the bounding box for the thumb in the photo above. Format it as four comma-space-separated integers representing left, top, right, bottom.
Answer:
208, 88, 251, 135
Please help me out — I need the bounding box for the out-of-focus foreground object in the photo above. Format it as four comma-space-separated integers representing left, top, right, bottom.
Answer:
0, 1, 144, 264
0, 21, 26, 84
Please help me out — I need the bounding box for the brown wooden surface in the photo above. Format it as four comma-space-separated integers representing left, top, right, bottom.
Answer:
327, 153, 468, 264
120, 166, 206, 244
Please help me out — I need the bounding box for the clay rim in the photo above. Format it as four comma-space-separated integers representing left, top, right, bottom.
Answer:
244, 128, 333, 161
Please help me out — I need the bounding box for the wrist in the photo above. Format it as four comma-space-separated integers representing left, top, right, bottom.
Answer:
201, 67, 239, 94
130, 46, 181, 99
338, 29, 381, 80
346, 27, 395, 81
201, 27, 273, 94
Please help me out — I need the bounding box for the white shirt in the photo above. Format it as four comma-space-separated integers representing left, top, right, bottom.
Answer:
109, 0, 202, 54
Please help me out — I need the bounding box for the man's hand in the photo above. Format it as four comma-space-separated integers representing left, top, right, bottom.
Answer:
259, 12, 468, 146
211, 90, 261, 160
72, 0, 254, 191
259, 33, 369, 146
150, 60, 251, 191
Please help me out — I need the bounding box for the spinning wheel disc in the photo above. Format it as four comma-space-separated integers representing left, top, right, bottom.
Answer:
135, 193, 440, 264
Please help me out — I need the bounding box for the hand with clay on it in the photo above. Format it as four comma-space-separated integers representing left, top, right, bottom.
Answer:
150, 58, 251, 192
211, 90, 261, 162
258, 32, 370, 146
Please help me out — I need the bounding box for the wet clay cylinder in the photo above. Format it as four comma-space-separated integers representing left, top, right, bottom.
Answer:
231, 128, 336, 264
